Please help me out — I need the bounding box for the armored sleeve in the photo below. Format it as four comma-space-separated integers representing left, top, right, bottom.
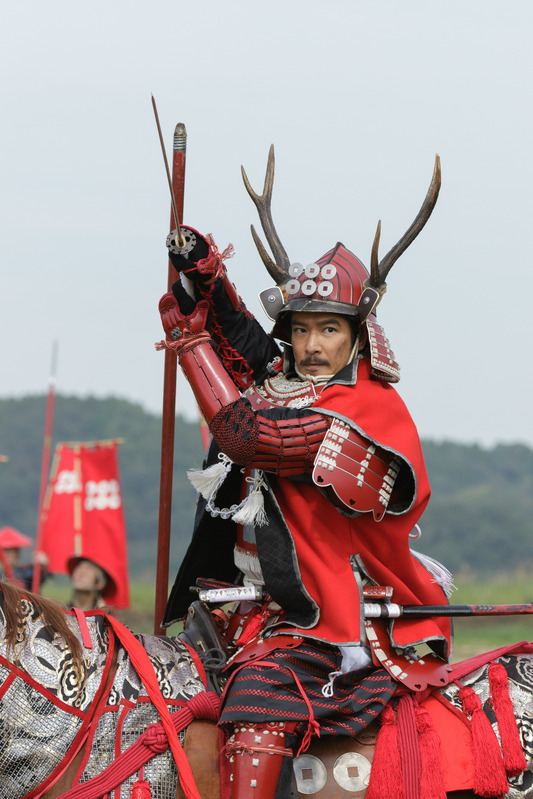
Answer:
202, 279, 281, 386
169, 228, 281, 388
210, 398, 413, 517
209, 398, 331, 476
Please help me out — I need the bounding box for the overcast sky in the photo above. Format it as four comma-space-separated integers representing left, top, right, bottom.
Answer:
1, 1, 532, 448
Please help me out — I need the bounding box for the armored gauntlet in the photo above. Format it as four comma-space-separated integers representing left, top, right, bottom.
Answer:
157, 292, 241, 423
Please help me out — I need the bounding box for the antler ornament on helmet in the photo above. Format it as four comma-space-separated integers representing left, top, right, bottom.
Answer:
242, 146, 441, 382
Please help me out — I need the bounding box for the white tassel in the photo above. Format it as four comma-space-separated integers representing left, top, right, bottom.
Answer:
232, 488, 268, 527
232, 471, 268, 527
188, 457, 268, 527
187, 453, 232, 500
411, 549, 456, 598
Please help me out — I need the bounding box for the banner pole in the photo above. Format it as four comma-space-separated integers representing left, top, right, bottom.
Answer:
154, 121, 187, 634
32, 341, 58, 593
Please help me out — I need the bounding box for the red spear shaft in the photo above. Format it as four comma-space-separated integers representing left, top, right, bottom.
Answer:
154, 117, 187, 634
32, 342, 58, 593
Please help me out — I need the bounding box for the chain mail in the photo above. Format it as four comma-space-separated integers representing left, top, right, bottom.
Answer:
0, 600, 205, 799
79, 633, 205, 798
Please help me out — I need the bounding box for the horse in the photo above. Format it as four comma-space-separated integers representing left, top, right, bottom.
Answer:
1, 580, 533, 799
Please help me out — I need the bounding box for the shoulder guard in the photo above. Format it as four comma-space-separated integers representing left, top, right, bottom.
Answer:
367, 316, 400, 384
312, 418, 401, 521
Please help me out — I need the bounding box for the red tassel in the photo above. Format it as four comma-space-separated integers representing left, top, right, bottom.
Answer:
489, 662, 527, 777
234, 606, 263, 647
131, 779, 152, 798
366, 704, 406, 799
413, 703, 446, 799
459, 685, 508, 797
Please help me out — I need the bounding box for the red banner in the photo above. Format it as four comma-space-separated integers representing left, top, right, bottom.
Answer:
40, 441, 130, 608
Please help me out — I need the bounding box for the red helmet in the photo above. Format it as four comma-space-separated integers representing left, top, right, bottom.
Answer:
242, 146, 441, 382
268, 242, 375, 342
0, 527, 33, 549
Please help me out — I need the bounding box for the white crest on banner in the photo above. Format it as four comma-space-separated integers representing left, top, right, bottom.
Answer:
54, 470, 82, 494
85, 479, 122, 511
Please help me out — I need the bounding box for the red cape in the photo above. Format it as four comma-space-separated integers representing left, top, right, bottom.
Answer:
273, 358, 451, 656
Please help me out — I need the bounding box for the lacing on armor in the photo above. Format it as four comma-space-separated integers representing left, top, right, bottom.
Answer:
209, 400, 331, 475
206, 310, 256, 390
192, 239, 257, 390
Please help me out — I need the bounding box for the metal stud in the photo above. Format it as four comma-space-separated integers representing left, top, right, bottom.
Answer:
333, 752, 372, 791
293, 754, 327, 795
289, 262, 304, 277
301, 279, 317, 295
286, 279, 301, 295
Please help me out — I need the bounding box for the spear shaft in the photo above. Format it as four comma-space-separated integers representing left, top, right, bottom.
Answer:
154, 119, 187, 635
151, 96, 185, 246
32, 342, 58, 593
364, 602, 533, 619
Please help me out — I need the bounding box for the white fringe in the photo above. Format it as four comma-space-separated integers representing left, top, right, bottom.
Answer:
235, 549, 264, 584
232, 487, 268, 527
187, 453, 232, 500
411, 549, 456, 598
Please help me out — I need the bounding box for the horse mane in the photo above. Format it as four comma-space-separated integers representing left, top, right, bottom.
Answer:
0, 580, 82, 664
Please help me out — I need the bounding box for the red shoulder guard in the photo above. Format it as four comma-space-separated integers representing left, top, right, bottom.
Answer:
312, 418, 402, 521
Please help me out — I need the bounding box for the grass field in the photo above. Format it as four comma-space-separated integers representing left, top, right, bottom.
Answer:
41, 571, 533, 661
447, 571, 533, 660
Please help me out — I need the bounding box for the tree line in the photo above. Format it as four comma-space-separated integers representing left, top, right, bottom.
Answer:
1, 395, 532, 580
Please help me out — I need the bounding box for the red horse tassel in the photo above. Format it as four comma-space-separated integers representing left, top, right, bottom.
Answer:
131, 774, 152, 798
412, 702, 446, 799
488, 662, 527, 777
366, 703, 406, 799
458, 684, 509, 797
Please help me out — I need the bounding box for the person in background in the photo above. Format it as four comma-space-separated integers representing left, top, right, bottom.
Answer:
0, 526, 49, 590
67, 556, 111, 610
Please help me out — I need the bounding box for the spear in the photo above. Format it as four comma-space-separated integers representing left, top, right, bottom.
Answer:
32, 342, 58, 593
152, 98, 187, 634
363, 602, 533, 619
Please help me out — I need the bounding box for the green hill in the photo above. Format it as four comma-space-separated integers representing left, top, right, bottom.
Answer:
418, 440, 533, 577
1, 395, 532, 581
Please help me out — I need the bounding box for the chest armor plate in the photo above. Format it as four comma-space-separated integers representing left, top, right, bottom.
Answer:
245, 373, 320, 410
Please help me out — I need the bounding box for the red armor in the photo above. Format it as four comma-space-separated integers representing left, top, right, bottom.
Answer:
313, 418, 402, 521
157, 294, 241, 423
270, 243, 379, 342
225, 721, 294, 799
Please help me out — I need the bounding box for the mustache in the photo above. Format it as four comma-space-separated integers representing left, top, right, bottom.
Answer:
300, 358, 329, 367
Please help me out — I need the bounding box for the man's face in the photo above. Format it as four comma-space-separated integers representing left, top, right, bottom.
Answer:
290, 311, 354, 378
71, 560, 102, 592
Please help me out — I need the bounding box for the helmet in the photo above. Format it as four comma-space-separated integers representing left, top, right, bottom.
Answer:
0, 527, 33, 549
242, 146, 441, 382
268, 242, 373, 342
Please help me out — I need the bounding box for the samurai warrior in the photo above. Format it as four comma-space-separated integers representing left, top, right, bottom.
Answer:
157, 147, 452, 799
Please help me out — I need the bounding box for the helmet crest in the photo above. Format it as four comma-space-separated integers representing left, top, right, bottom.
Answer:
242, 146, 441, 330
